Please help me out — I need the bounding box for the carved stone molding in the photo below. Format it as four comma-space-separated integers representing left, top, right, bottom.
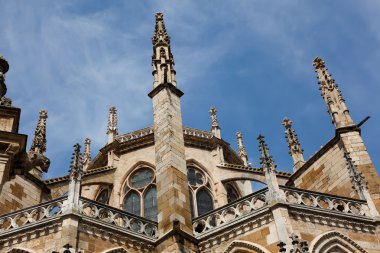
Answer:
289, 209, 376, 234
223, 240, 271, 253
79, 222, 154, 252
310, 231, 367, 253
198, 213, 273, 251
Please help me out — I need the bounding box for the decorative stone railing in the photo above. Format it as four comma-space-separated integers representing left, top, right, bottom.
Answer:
0, 196, 66, 234
192, 188, 269, 235
79, 197, 158, 239
183, 127, 213, 139
281, 186, 371, 217
117, 127, 154, 143
117, 126, 214, 144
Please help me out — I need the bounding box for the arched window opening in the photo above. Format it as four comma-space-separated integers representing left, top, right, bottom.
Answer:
124, 191, 141, 216
187, 165, 214, 218
196, 188, 213, 216
122, 166, 157, 221
225, 183, 240, 203
96, 189, 110, 204
144, 186, 157, 221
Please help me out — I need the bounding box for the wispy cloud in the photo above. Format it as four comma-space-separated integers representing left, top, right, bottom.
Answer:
1, 1, 380, 177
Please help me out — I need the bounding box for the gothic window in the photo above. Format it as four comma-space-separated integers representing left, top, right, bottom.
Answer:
122, 166, 157, 221
96, 188, 110, 204
187, 166, 214, 217
225, 183, 240, 203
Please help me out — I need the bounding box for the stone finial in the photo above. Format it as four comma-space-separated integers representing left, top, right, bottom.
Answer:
107, 106, 118, 143
209, 108, 221, 138
151, 13, 176, 87
82, 138, 91, 170
236, 131, 248, 166
313, 57, 354, 129
282, 117, 305, 171
30, 110, 48, 154
152, 12, 171, 46
258, 135, 276, 171
0, 54, 9, 98
69, 143, 83, 181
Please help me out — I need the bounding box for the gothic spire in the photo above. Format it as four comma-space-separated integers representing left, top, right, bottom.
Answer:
151, 13, 177, 88
258, 135, 276, 171
209, 108, 221, 138
107, 106, 118, 143
313, 57, 354, 129
282, 117, 304, 171
82, 138, 91, 170
236, 131, 248, 166
30, 110, 48, 154
69, 143, 83, 181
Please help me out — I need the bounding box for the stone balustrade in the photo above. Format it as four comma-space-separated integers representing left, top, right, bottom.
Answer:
281, 186, 371, 216
192, 186, 372, 236
117, 126, 214, 144
192, 188, 269, 235
117, 127, 154, 143
0, 196, 66, 234
79, 197, 158, 239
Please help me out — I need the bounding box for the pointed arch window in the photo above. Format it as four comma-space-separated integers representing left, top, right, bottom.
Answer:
96, 188, 110, 204
187, 166, 214, 217
225, 183, 240, 203
122, 166, 157, 221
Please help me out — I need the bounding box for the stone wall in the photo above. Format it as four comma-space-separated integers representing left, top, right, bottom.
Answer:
0, 174, 49, 215
293, 140, 359, 199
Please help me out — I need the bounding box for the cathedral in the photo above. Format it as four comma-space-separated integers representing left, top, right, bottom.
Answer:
0, 13, 379, 253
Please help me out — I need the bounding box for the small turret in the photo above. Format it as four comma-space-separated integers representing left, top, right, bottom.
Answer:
107, 106, 118, 144
313, 57, 354, 129
28, 110, 50, 178
282, 117, 304, 171
236, 131, 248, 166
209, 108, 221, 138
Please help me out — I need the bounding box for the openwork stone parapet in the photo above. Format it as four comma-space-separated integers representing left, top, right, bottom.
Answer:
0, 196, 65, 236
80, 197, 158, 240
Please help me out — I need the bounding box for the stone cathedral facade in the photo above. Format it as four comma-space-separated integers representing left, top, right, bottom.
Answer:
0, 13, 379, 253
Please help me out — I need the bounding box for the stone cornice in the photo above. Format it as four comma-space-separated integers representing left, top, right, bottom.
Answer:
44, 166, 115, 185
148, 82, 184, 98
218, 163, 291, 178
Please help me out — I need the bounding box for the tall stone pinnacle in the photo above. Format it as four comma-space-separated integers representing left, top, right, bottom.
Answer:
258, 135, 276, 171
209, 108, 221, 138
236, 131, 248, 166
151, 12, 176, 88
83, 138, 91, 170
282, 117, 304, 171
313, 57, 354, 129
69, 143, 83, 181
107, 106, 118, 144
30, 110, 48, 154
149, 13, 192, 236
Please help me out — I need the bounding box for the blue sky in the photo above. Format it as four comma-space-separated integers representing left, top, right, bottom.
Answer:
1, 1, 380, 179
